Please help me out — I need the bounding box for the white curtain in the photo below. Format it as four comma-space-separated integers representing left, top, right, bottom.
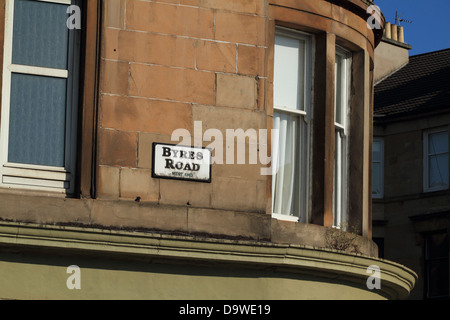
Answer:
333, 131, 342, 227
272, 112, 300, 216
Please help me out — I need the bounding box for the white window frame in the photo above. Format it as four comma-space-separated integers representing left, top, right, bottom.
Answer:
423, 127, 449, 193
372, 137, 384, 199
333, 47, 351, 229
0, 0, 81, 193
272, 27, 313, 223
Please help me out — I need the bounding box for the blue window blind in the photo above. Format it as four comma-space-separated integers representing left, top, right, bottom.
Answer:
8, 0, 73, 167
12, 0, 69, 69
8, 73, 67, 167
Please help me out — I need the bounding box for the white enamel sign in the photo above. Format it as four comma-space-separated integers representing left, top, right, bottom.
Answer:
152, 143, 212, 183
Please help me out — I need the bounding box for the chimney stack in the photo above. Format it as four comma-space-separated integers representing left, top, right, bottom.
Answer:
383, 22, 405, 44
391, 23, 398, 41
384, 22, 391, 39
398, 26, 404, 43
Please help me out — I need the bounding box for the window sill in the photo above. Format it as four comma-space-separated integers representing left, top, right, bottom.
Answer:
423, 186, 449, 194
272, 213, 299, 223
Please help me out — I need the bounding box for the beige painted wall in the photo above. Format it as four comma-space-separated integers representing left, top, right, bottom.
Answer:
0, 252, 387, 300
374, 39, 410, 84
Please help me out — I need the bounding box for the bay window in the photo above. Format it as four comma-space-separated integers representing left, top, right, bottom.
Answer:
333, 48, 351, 228
272, 28, 312, 222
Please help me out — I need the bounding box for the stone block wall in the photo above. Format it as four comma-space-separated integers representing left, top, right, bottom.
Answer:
98, 0, 269, 215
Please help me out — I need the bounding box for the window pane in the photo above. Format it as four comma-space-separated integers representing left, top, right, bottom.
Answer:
425, 233, 449, 299
426, 233, 449, 259
8, 73, 67, 167
429, 131, 448, 155
272, 112, 301, 216
429, 154, 449, 188
372, 162, 381, 195
274, 34, 305, 111
373, 141, 382, 162
427, 260, 449, 298
12, 0, 69, 69
333, 131, 344, 227
335, 54, 343, 125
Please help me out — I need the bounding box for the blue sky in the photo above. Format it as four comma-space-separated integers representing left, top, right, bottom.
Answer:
375, 0, 450, 56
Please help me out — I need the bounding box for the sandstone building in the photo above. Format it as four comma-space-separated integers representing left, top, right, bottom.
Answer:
0, 0, 415, 299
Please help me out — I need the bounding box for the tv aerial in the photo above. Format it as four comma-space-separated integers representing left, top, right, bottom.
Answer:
395, 11, 412, 26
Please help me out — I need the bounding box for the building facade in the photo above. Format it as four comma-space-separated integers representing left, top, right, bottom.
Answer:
373, 45, 450, 300
0, 0, 415, 299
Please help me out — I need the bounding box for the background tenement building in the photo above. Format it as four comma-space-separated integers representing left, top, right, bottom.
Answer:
0, 0, 415, 299
373, 36, 450, 299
